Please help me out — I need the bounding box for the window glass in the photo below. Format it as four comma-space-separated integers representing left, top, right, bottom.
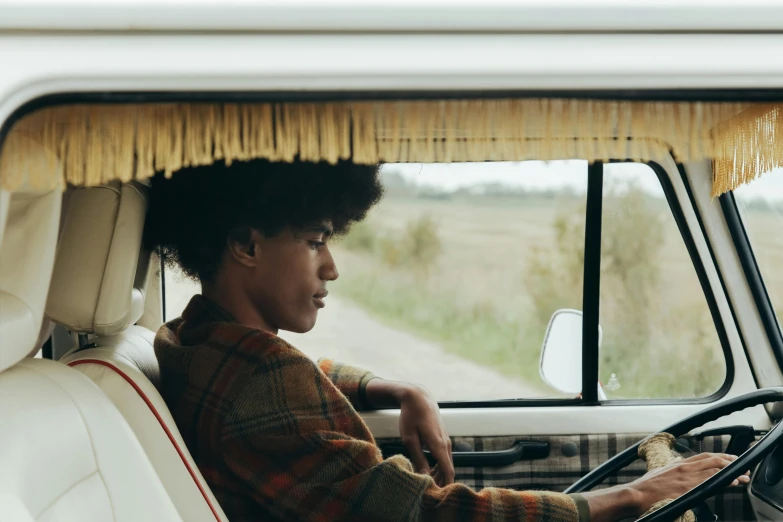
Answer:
165, 270, 200, 321
734, 170, 783, 336
165, 161, 587, 401
598, 163, 725, 399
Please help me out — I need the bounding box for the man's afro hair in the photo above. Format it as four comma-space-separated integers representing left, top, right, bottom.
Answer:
143, 158, 383, 282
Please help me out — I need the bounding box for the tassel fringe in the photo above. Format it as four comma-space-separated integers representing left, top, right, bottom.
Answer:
1, 99, 778, 196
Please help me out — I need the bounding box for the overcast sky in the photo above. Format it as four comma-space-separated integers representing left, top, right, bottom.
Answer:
382, 161, 783, 203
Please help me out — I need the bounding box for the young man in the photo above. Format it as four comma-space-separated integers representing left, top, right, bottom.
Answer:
145, 158, 748, 522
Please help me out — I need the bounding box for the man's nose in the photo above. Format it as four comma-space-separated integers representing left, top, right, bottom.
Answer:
321, 247, 339, 281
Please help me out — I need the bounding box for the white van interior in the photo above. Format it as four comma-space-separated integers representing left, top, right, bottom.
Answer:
1, 5, 783, 520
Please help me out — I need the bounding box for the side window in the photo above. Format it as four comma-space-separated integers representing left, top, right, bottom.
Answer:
734, 173, 783, 341
162, 161, 727, 402
165, 270, 200, 322
598, 164, 725, 399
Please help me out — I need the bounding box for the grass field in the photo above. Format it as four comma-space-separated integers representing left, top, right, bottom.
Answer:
326, 166, 767, 401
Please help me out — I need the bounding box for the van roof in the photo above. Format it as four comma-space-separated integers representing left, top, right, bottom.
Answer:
1, 1, 783, 33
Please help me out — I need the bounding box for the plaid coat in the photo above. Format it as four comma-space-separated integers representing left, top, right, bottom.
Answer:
156, 295, 588, 522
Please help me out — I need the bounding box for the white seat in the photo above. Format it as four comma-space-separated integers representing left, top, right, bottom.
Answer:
47, 182, 228, 522
2, 359, 182, 522
0, 142, 181, 521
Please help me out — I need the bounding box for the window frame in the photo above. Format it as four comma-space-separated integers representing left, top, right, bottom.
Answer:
720, 192, 783, 374
590, 160, 735, 407
581, 161, 603, 404
160, 254, 168, 323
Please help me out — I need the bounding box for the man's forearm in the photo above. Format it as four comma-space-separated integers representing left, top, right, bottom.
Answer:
582, 485, 641, 522
363, 378, 417, 409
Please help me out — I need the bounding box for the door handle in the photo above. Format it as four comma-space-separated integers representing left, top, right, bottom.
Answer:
380, 441, 550, 467
692, 425, 757, 455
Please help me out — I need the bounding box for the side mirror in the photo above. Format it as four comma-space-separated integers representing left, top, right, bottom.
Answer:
539, 309, 606, 399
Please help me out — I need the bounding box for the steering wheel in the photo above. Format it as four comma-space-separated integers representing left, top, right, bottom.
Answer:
564, 387, 783, 522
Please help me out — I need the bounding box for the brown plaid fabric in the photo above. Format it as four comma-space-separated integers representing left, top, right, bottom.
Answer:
155, 295, 584, 522
378, 434, 754, 522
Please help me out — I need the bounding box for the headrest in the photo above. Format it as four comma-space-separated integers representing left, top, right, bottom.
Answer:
46, 181, 151, 336
0, 141, 62, 372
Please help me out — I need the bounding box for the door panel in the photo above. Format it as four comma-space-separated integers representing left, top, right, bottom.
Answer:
378, 433, 755, 521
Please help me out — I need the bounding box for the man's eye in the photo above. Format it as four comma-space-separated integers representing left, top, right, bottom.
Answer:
308, 240, 325, 250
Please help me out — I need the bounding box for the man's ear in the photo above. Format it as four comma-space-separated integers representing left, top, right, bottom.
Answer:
227, 229, 263, 268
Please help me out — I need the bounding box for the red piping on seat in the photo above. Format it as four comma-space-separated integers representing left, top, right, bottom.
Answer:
68, 359, 223, 522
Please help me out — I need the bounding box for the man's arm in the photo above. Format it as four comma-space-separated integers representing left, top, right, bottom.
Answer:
316, 358, 378, 410
316, 359, 430, 412
222, 428, 584, 522
316, 358, 439, 411
582, 452, 749, 522
228, 352, 584, 522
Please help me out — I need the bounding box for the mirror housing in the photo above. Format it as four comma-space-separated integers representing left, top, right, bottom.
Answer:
539, 309, 606, 399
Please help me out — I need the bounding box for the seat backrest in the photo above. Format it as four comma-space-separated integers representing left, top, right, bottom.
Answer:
47, 182, 228, 522
0, 141, 181, 521
61, 328, 228, 522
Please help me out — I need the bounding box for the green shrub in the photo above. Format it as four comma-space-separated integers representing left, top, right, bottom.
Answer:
340, 221, 377, 253
402, 214, 442, 271
352, 214, 443, 272
378, 234, 406, 267
525, 199, 586, 325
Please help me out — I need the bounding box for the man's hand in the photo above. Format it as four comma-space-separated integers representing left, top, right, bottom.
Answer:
629, 452, 750, 509
583, 452, 751, 522
364, 379, 455, 486
398, 384, 455, 486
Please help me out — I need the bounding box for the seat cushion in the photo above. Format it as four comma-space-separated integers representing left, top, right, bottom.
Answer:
60, 326, 228, 522
0, 359, 181, 521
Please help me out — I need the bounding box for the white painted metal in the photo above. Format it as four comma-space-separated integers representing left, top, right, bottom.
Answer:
6, 33, 783, 121
2, 1, 783, 32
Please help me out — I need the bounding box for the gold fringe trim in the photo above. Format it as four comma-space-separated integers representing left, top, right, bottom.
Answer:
1, 99, 778, 196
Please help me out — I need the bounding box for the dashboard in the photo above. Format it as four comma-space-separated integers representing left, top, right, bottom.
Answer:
749, 431, 783, 521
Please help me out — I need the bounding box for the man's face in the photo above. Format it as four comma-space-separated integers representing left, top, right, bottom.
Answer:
246, 222, 338, 334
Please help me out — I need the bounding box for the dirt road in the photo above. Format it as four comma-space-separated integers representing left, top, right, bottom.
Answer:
165, 274, 542, 401
280, 297, 542, 401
